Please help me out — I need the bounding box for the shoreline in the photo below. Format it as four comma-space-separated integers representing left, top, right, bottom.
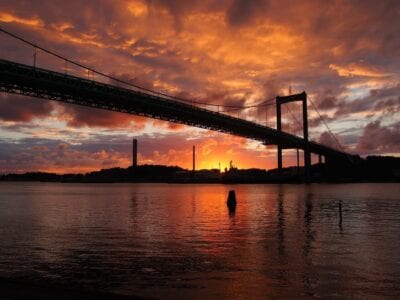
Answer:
0, 178, 399, 184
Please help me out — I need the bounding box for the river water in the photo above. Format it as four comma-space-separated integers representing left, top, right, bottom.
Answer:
0, 182, 399, 299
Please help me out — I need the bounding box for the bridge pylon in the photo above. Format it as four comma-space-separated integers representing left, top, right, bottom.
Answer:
276, 91, 311, 180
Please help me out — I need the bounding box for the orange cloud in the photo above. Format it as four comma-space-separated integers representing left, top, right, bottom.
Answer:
127, 0, 149, 17
329, 63, 392, 78
0, 12, 43, 27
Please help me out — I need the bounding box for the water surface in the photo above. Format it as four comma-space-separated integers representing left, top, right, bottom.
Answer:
0, 182, 399, 298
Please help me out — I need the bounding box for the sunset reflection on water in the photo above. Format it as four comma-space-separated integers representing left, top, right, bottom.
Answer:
0, 182, 399, 299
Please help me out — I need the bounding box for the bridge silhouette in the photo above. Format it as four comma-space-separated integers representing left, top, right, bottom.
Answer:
0, 28, 359, 178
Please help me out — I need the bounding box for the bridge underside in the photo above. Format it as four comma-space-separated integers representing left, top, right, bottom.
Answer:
0, 59, 357, 165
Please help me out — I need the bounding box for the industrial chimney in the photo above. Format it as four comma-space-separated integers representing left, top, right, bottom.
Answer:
132, 138, 138, 167
192, 145, 195, 172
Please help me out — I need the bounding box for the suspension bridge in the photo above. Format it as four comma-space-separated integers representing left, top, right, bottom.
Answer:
0, 28, 359, 179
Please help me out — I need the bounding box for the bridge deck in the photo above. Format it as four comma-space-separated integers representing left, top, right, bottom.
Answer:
0, 59, 355, 161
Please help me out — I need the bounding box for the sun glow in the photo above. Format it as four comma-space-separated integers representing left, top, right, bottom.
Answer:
127, 1, 148, 17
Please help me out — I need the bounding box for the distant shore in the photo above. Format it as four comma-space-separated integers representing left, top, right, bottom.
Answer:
1, 155, 400, 184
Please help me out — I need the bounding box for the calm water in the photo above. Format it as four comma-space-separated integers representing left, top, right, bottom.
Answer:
0, 182, 399, 299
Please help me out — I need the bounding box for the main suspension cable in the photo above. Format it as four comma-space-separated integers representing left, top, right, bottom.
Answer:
0, 26, 274, 110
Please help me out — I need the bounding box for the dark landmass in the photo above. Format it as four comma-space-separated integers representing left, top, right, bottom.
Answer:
1, 156, 399, 183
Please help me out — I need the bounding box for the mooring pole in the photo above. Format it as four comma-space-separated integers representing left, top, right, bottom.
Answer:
227, 190, 237, 211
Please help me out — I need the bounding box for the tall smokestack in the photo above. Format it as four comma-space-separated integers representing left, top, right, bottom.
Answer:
132, 138, 137, 167
192, 145, 195, 172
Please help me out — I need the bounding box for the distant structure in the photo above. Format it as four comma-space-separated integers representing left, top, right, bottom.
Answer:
229, 160, 237, 170
132, 138, 138, 167
193, 145, 196, 172
276, 92, 310, 179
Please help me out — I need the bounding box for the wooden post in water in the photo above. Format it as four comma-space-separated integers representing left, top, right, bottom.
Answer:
227, 190, 237, 212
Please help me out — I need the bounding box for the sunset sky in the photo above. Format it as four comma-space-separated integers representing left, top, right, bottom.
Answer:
0, 0, 399, 173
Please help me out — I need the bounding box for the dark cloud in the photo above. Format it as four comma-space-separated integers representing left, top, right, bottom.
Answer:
318, 96, 338, 111
226, 0, 268, 27
334, 84, 400, 117
356, 121, 400, 154
0, 136, 130, 173
55, 103, 147, 129
200, 91, 247, 108
318, 131, 338, 149
317, 130, 353, 152
309, 114, 334, 128
0, 94, 54, 122
374, 98, 400, 116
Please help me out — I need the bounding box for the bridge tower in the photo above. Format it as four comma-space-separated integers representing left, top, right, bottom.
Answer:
276, 91, 311, 179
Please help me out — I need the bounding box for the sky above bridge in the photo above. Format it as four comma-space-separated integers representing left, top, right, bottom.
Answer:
0, 0, 399, 173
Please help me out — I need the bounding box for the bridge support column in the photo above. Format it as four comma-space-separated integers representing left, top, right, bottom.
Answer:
132, 138, 138, 167
276, 97, 282, 174
277, 145, 283, 172
302, 93, 311, 181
